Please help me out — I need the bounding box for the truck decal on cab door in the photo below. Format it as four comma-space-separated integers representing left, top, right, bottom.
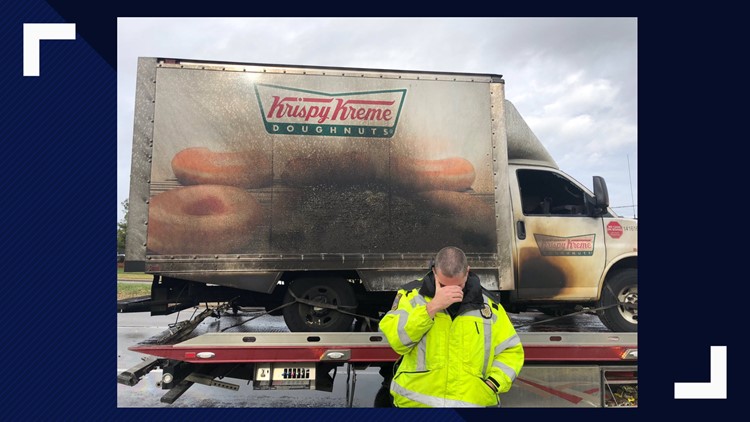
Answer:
533, 234, 595, 257
606, 221, 623, 239
254, 84, 407, 138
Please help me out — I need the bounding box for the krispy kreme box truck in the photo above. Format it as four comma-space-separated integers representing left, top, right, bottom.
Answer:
123, 57, 638, 332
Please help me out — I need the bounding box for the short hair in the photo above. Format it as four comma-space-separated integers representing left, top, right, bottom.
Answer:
434, 246, 468, 277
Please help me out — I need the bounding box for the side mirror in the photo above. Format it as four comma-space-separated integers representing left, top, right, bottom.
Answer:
593, 176, 610, 215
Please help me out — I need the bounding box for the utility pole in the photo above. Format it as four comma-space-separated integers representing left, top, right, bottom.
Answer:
628, 154, 636, 218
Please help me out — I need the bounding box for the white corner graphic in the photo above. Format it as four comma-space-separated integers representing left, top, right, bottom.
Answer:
23, 23, 76, 77
674, 346, 727, 399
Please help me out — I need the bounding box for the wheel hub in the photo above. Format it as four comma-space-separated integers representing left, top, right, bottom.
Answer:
617, 287, 638, 323
311, 294, 330, 315
301, 289, 340, 327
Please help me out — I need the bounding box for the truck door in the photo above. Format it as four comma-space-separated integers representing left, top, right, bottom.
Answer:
510, 167, 606, 300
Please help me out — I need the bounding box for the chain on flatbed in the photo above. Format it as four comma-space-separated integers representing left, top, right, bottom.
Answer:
132, 291, 638, 349
219, 293, 636, 334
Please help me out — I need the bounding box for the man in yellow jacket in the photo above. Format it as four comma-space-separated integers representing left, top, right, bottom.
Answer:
379, 246, 524, 407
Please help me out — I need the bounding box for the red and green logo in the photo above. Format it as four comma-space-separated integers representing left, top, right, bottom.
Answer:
255, 84, 407, 138
533, 233, 596, 256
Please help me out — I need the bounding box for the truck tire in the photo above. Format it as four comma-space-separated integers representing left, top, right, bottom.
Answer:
282, 278, 357, 332
597, 269, 637, 332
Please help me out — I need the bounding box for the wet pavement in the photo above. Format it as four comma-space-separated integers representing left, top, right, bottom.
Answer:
510, 310, 610, 333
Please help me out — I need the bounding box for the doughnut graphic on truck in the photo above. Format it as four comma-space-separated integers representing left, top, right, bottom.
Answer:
122, 57, 638, 333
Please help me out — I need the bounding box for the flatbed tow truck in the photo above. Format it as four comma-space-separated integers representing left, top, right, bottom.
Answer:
118, 303, 637, 408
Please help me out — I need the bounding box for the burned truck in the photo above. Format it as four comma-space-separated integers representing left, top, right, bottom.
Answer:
122, 57, 637, 332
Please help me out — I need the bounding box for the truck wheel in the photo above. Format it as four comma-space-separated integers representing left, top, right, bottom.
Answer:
282, 278, 357, 332
597, 269, 637, 332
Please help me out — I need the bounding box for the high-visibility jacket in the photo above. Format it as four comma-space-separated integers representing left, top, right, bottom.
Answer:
379, 271, 524, 407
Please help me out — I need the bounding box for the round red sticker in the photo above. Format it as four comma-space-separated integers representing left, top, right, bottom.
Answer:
607, 221, 623, 239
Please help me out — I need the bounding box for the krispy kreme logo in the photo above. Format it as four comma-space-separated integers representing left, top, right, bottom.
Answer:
254, 84, 406, 138
534, 233, 596, 257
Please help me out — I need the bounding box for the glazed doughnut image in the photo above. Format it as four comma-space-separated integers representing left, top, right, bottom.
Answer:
418, 190, 495, 237
281, 151, 379, 186
281, 152, 474, 191
171, 147, 273, 188
147, 185, 263, 255
392, 156, 475, 192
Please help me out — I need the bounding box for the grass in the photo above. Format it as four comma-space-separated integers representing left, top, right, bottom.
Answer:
117, 265, 152, 300
117, 281, 151, 300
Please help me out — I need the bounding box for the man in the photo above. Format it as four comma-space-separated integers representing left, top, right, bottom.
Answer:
379, 246, 524, 407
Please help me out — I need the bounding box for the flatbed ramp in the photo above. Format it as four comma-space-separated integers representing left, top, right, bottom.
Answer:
130, 331, 636, 363
120, 326, 636, 407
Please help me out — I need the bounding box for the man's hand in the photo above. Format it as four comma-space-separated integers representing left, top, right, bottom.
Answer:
484, 379, 498, 393
426, 280, 464, 318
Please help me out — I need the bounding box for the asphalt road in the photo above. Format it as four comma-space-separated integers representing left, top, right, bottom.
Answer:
117, 306, 609, 407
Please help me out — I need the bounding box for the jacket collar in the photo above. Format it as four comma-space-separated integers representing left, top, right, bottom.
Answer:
419, 271, 484, 312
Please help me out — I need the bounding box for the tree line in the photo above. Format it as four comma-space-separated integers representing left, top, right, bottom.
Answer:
117, 199, 128, 254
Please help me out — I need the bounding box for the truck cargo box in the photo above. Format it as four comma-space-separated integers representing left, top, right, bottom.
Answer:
126, 57, 517, 292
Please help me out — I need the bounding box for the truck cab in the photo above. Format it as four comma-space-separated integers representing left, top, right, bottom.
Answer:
508, 164, 638, 331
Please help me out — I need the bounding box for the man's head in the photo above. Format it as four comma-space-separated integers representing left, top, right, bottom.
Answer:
433, 246, 470, 288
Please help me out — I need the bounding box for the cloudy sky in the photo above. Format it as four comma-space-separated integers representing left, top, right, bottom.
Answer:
117, 17, 637, 223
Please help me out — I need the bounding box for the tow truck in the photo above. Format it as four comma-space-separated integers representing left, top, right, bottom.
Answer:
118, 303, 637, 408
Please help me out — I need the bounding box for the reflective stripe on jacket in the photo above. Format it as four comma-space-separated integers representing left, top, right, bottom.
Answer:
379, 272, 524, 408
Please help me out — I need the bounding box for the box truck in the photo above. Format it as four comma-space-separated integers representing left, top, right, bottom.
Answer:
122, 57, 637, 332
